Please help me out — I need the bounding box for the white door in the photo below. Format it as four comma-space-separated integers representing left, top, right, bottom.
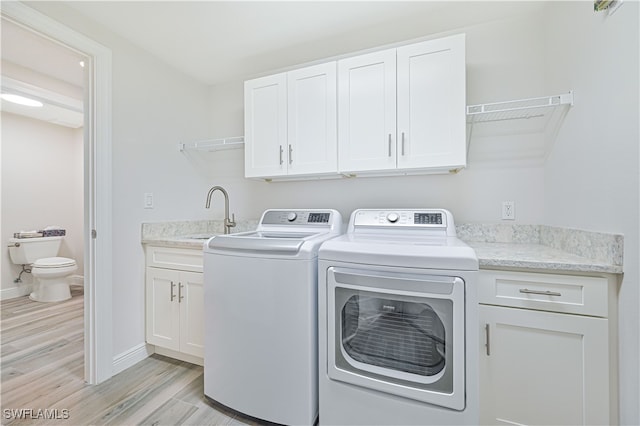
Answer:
338, 48, 397, 173
479, 305, 610, 425
179, 271, 204, 357
287, 62, 337, 176
244, 73, 287, 178
397, 34, 466, 170
146, 267, 180, 351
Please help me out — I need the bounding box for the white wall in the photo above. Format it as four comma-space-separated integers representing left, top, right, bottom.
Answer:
1, 112, 84, 297
543, 2, 639, 423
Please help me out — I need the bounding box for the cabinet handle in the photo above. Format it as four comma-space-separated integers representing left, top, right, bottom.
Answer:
401, 132, 406, 156
485, 323, 491, 356
519, 288, 562, 297
279, 145, 283, 165
178, 283, 184, 303
388, 134, 392, 157
289, 144, 293, 164
170, 281, 176, 302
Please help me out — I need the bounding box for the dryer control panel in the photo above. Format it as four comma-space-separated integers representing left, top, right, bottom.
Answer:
350, 209, 456, 236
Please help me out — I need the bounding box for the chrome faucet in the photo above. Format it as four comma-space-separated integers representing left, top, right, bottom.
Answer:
205, 185, 236, 234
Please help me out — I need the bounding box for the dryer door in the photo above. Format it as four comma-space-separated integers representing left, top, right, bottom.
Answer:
327, 267, 466, 410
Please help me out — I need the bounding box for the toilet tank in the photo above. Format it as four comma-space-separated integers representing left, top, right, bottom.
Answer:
8, 236, 62, 265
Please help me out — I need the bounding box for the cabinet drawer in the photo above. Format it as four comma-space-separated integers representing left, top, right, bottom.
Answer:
146, 246, 203, 272
479, 270, 608, 317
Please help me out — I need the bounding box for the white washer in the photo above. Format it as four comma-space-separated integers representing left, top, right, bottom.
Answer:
318, 209, 478, 425
204, 209, 343, 425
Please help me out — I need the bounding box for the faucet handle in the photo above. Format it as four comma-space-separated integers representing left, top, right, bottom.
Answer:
227, 213, 237, 227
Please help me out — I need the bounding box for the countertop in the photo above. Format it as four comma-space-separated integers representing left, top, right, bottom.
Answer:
467, 242, 622, 274
142, 221, 624, 275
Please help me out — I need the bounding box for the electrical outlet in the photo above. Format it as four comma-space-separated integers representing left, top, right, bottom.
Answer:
144, 193, 154, 209
502, 201, 515, 220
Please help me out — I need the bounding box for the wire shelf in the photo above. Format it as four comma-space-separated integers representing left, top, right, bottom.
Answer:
467, 92, 573, 124
178, 136, 244, 152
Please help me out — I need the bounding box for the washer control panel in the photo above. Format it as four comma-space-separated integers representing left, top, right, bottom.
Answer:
353, 209, 449, 229
261, 210, 334, 226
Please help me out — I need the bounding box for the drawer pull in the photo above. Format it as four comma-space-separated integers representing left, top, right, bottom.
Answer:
519, 288, 562, 297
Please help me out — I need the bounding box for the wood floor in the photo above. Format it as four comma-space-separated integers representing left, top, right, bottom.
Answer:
1, 288, 256, 425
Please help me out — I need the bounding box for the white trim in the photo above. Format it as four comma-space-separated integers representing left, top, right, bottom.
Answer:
1, 2, 113, 385
154, 346, 204, 367
0, 285, 32, 301
113, 343, 154, 376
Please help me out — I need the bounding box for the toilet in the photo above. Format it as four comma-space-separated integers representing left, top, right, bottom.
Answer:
8, 236, 77, 302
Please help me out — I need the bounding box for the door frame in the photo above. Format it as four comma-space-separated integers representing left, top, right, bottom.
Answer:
1, 2, 113, 384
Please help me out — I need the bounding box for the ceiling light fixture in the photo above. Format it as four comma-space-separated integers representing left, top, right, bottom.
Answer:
1, 94, 44, 107
79, 60, 85, 68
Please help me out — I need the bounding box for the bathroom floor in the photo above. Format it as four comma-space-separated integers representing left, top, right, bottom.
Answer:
0, 288, 258, 425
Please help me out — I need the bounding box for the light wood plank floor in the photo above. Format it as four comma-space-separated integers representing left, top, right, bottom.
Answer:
1, 288, 257, 425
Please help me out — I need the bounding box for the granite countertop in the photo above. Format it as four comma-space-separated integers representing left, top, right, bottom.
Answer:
467, 242, 622, 274
141, 219, 258, 250
142, 220, 624, 275
457, 224, 623, 274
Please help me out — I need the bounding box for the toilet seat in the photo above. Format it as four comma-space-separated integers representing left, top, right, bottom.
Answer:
33, 257, 76, 269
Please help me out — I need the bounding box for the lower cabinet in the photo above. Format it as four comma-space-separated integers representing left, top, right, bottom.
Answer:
145, 246, 204, 362
479, 270, 618, 426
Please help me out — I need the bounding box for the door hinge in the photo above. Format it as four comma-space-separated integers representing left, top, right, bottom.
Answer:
91, 229, 97, 239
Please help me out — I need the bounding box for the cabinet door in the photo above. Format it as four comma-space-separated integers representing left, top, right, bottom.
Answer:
479, 305, 609, 426
179, 271, 204, 357
397, 34, 466, 170
244, 73, 287, 178
146, 267, 180, 352
338, 48, 397, 173
287, 62, 337, 176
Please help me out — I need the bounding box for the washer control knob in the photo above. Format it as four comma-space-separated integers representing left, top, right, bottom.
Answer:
386, 212, 399, 223
286, 212, 298, 222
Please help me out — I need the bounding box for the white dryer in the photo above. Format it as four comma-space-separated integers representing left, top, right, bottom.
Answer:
203, 209, 343, 425
318, 209, 478, 425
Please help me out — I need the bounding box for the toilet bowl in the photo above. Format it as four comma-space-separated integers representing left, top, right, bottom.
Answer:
31, 257, 77, 302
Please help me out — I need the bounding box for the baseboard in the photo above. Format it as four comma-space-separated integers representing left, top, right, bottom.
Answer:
0, 285, 32, 301
154, 346, 204, 366
112, 342, 154, 376
70, 274, 84, 287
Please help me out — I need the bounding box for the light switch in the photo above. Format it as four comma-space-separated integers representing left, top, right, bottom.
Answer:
144, 193, 154, 209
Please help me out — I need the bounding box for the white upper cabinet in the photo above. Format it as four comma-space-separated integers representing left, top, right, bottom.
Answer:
244, 73, 288, 178
287, 63, 338, 176
337, 48, 397, 173
244, 62, 337, 179
397, 35, 466, 170
338, 34, 466, 175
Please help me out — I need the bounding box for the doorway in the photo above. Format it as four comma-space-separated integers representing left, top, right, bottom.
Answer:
1, 2, 113, 385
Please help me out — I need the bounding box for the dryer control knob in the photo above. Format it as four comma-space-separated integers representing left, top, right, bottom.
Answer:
287, 212, 298, 222
386, 213, 399, 223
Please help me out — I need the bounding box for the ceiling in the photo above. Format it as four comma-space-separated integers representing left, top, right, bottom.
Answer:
1, 1, 543, 127
63, 1, 540, 86
1, 17, 85, 127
